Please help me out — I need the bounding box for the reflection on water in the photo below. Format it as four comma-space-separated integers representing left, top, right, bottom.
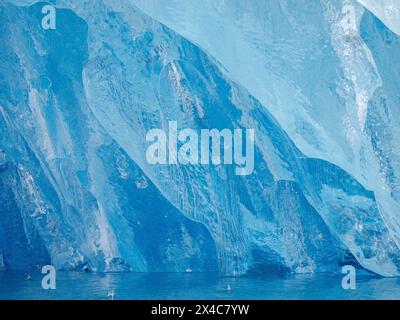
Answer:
1, 271, 400, 300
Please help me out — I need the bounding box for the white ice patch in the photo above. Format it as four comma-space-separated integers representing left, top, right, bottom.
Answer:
356, 0, 400, 36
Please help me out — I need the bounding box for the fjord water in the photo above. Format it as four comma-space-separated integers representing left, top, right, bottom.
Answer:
1, 271, 400, 300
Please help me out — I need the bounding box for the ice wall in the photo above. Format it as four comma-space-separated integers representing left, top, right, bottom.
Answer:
1, 0, 400, 276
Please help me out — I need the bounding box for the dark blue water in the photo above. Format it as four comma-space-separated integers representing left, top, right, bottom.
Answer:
1, 271, 400, 300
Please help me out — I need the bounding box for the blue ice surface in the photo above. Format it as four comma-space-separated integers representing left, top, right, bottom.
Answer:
1, 0, 400, 295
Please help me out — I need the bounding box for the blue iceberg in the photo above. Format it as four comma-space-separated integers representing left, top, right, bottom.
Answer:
1, 0, 400, 280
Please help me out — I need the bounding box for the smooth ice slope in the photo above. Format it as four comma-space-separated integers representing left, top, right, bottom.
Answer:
357, 0, 400, 35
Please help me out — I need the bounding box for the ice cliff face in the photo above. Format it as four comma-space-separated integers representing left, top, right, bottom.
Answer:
0, 0, 400, 276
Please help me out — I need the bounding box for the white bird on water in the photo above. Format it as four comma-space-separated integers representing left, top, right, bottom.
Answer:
107, 289, 115, 300
227, 284, 232, 293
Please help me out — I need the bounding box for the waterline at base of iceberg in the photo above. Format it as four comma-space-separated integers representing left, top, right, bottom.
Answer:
1, 271, 400, 300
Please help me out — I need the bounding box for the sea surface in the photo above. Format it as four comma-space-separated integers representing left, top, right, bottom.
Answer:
1, 271, 400, 300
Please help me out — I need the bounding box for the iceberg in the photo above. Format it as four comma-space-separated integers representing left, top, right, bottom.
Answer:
1, 0, 400, 277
